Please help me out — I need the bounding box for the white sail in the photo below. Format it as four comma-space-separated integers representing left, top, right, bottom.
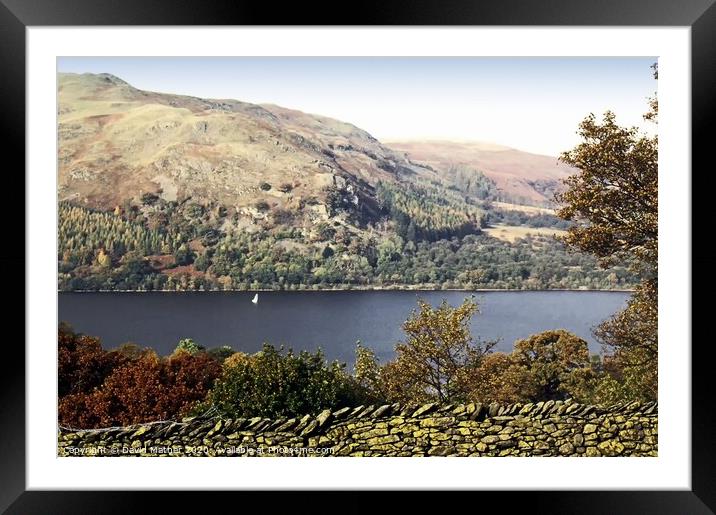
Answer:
251, 293, 258, 304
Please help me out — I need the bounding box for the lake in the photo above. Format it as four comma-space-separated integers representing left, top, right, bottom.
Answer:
58, 291, 629, 363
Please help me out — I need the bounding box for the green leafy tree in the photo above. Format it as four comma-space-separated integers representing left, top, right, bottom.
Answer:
206, 345, 235, 362
592, 281, 658, 401
174, 338, 202, 355
193, 251, 212, 272
199, 344, 364, 418
174, 244, 195, 266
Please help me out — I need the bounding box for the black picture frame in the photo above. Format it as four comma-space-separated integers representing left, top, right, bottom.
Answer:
2, 0, 712, 512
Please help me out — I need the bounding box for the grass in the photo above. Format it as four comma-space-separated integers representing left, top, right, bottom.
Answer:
493, 202, 555, 215
484, 224, 567, 243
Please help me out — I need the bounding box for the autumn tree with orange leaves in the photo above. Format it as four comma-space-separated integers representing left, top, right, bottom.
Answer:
58, 325, 222, 429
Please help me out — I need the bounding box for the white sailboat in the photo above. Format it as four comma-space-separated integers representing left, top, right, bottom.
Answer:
251, 293, 259, 304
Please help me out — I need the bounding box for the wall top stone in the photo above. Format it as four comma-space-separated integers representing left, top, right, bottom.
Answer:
59, 399, 658, 436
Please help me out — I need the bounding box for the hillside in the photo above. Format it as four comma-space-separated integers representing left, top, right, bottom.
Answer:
386, 140, 577, 206
59, 72, 436, 225
57, 72, 637, 292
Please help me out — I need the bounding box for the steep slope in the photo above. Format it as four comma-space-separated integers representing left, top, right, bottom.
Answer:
386, 140, 577, 206
58, 72, 430, 222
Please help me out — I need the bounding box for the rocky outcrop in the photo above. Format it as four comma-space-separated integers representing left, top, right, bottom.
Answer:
57, 400, 657, 457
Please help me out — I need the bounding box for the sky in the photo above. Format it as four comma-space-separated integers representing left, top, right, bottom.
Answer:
58, 57, 657, 156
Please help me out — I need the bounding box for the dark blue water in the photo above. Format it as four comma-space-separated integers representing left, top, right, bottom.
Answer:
58, 291, 629, 363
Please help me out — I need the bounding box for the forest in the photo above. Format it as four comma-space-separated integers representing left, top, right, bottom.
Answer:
57, 195, 637, 291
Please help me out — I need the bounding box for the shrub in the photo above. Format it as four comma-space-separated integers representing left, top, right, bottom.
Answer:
198, 344, 364, 418
140, 192, 159, 205
271, 208, 294, 225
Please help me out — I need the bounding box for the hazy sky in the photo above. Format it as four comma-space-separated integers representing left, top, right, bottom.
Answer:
58, 57, 657, 156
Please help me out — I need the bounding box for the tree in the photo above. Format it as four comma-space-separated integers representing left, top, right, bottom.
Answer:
174, 244, 195, 266
59, 350, 222, 428
467, 352, 537, 404
351, 342, 389, 403
321, 245, 335, 259
222, 351, 251, 370
557, 63, 658, 402
512, 330, 591, 400
378, 359, 431, 404
557, 112, 657, 275
193, 252, 211, 271
58, 327, 222, 428
174, 338, 202, 355
58, 323, 127, 397
353, 342, 379, 385
206, 345, 235, 362
96, 248, 112, 268
388, 297, 496, 403
592, 280, 657, 400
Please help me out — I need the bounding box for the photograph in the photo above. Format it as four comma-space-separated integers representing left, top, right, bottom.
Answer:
55, 56, 658, 458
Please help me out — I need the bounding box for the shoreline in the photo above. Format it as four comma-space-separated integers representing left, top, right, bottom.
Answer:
59, 288, 636, 293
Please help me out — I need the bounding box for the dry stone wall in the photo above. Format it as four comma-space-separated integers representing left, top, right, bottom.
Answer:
58, 399, 657, 457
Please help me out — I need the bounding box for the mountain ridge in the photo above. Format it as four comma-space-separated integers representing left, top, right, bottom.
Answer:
58, 72, 426, 221
385, 140, 576, 206
59, 72, 574, 211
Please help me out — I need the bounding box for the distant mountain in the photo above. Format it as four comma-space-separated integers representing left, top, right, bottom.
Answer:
386, 140, 577, 206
